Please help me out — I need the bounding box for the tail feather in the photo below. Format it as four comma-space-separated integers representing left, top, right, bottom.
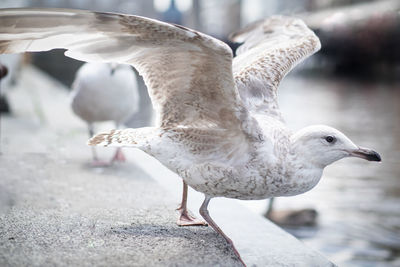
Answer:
88, 128, 154, 147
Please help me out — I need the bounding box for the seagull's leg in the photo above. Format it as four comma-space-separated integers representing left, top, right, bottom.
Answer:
176, 181, 207, 226
89, 124, 99, 160
88, 124, 109, 167
265, 197, 275, 218
110, 123, 126, 163
111, 147, 126, 163
199, 195, 246, 266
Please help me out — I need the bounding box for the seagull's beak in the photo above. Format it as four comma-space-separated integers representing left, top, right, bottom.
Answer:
348, 146, 381, 162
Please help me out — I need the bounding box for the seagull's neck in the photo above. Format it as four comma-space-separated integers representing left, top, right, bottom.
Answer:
281, 143, 324, 196
249, 120, 324, 197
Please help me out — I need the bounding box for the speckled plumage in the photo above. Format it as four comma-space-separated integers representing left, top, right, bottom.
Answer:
0, 10, 381, 264
1, 8, 321, 199
0, 8, 376, 201
86, 15, 323, 199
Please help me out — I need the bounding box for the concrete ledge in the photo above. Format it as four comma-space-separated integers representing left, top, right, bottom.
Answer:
0, 65, 334, 266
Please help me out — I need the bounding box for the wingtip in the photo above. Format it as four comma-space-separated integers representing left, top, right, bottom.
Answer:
87, 130, 116, 147
228, 18, 265, 43
228, 16, 317, 44
87, 135, 103, 146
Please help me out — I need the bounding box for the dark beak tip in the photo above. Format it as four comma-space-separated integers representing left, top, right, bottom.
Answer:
368, 151, 382, 162
351, 148, 382, 162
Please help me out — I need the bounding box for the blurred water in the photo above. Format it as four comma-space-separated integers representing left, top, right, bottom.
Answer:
244, 73, 400, 266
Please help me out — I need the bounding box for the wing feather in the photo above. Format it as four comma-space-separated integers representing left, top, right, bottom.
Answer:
230, 16, 321, 121
0, 8, 242, 129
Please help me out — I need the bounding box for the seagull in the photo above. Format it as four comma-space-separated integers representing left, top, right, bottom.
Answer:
0, 9, 381, 265
70, 62, 139, 166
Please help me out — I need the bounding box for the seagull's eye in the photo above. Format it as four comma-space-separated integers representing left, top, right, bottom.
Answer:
325, 136, 336, 144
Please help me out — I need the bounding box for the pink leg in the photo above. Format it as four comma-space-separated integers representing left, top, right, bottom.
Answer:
88, 124, 110, 167
90, 147, 111, 167
176, 181, 207, 226
199, 195, 246, 267
111, 147, 126, 163
110, 122, 126, 164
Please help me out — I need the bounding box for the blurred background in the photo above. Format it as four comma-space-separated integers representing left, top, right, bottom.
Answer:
0, 0, 399, 266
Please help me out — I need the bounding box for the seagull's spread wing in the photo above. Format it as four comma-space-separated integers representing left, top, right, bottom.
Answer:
230, 16, 321, 121
0, 8, 243, 130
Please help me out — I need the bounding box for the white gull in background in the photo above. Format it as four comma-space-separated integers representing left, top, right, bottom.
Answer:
0, 9, 381, 265
70, 62, 139, 166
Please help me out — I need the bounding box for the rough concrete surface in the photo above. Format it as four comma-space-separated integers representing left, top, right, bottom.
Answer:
0, 66, 241, 267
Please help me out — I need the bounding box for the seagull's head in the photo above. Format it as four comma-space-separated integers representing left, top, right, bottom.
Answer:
291, 125, 381, 168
